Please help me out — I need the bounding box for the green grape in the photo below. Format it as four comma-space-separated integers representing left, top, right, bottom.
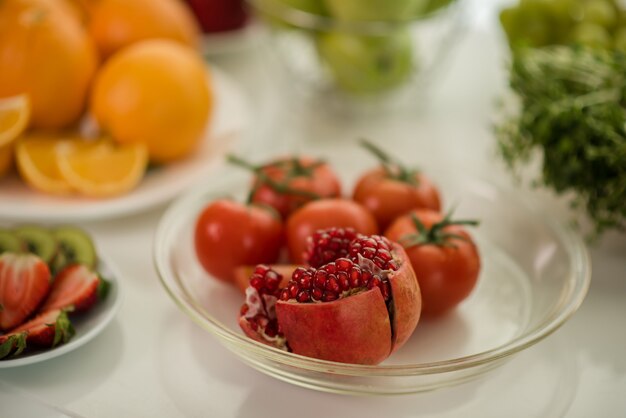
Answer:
317, 29, 414, 94
582, 0, 617, 29
570, 22, 612, 47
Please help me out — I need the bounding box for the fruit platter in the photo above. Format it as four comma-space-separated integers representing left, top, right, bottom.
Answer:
0, 0, 249, 222
0, 225, 121, 367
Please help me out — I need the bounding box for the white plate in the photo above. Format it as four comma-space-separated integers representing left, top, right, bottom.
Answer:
0, 255, 122, 368
0, 66, 250, 222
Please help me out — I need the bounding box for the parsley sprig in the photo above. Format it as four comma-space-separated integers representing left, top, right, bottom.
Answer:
497, 46, 626, 237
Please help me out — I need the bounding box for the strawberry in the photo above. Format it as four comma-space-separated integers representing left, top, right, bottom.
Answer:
41, 264, 102, 313
0, 309, 74, 358
0, 253, 51, 331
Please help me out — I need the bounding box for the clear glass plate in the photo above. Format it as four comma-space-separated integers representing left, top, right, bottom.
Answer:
153, 169, 590, 395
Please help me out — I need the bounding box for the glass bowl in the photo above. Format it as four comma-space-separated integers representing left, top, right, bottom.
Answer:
154, 169, 590, 395
248, 0, 466, 112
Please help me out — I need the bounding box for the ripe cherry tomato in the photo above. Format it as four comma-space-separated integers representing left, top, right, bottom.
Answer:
286, 199, 378, 263
229, 155, 342, 218
385, 209, 480, 317
353, 140, 441, 230
194, 199, 283, 282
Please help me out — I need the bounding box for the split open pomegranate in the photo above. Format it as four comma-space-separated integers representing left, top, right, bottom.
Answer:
239, 229, 421, 365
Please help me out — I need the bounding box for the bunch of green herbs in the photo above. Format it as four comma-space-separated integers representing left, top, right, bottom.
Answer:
497, 45, 626, 236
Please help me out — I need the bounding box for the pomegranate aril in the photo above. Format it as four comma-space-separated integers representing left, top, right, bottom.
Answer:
280, 289, 290, 301
288, 283, 299, 298
325, 276, 340, 293
250, 275, 264, 290
265, 271, 281, 290
337, 272, 350, 291
296, 290, 311, 303
348, 235, 399, 272
362, 247, 376, 258
314, 270, 327, 288
312, 288, 323, 300
298, 274, 312, 289
335, 258, 352, 272
322, 291, 338, 302
293, 267, 307, 281
254, 265, 271, 275
306, 227, 360, 267
377, 249, 392, 261
349, 267, 361, 287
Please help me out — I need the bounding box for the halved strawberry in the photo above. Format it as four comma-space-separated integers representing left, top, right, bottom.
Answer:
0, 253, 51, 331
41, 264, 101, 313
0, 309, 74, 355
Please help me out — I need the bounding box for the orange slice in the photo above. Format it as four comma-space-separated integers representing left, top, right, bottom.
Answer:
15, 135, 86, 195
57, 140, 147, 197
0, 95, 30, 148
0, 95, 30, 178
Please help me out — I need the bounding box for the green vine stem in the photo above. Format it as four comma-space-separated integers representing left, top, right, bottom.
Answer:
227, 154, 323, 204
359, 139, 420, 186
399, 210, 479, 248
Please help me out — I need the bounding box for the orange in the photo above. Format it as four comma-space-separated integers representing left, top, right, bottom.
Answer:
0, 95, 30, 148
15, 135, 83, 194
57, 140, 148, 197
88, 0, 200, 58
0, 95, 30, 178
91, 39, 212, 163
0, 0, 98, 129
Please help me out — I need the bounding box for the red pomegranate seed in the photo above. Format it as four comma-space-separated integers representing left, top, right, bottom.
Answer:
280, 255, 393, 304
305, 227, 360, 267
348, 235, 399, 271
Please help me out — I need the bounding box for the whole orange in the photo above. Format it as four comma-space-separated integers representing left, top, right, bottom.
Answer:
88, 0, 200, 58
0, 0, 98, 129
90, 40, 212, 163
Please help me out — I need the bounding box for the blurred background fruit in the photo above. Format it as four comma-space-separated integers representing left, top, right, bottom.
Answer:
0, 0, 98, 129
185, 0, 249, 33
88, 0, 200, 58
0, 95, 30, 179
317, 29, 414, 94
15, 134, 77, 195
91, 40, 212, 163
324, 0, 423, 22
250, 0, 460, 103
57, 140, 148, 197
500, 0, 626, 51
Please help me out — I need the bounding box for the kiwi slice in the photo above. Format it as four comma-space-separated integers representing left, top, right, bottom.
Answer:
13, 226, 58, 263
0, 229, 23, 254
52, 226, 97, 269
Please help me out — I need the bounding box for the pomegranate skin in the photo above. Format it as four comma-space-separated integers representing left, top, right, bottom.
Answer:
387, 244, 421, 353
276, 289, 392, 365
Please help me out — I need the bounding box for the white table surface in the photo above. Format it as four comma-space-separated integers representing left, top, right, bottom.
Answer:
1, 1, 625, 417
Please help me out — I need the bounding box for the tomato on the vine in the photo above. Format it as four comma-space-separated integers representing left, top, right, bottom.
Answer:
286, 199, 378, 263
229, 155, 342, 218
353, 140, 441, 230
194, 199, 284, 282
385, 209, 480, 317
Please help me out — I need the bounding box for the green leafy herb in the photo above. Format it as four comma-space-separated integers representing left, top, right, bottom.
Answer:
496, 45, 626, 237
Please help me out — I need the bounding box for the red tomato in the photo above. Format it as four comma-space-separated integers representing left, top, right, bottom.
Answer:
354, 166, 441, 231
194, 200, 283, 283
385, 209, 480, 317
250, 157, 342, 218
286, 199, 378, 263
